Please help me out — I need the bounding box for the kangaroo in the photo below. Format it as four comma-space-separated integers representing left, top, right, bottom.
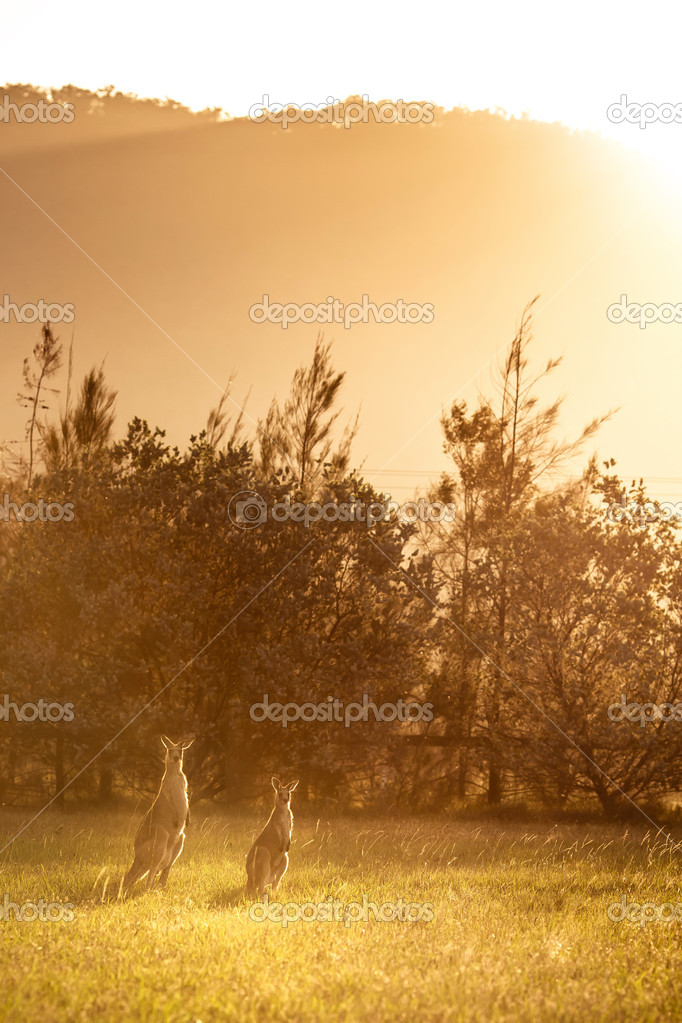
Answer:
123, 735, 194, 891
245, 777, 299, 897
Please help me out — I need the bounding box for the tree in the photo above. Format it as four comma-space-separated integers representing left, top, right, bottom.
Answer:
434, 299, 612, 803
503, 470, 682, 814
258, 334, 359, 494
17, 323, 62, 485
41, 362, 117, 473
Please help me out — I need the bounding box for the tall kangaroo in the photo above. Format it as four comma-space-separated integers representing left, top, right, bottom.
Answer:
123, 735, 194, 891
245, 777, 299, 897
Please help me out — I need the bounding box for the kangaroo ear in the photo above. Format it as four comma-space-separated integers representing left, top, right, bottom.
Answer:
271, 776, 281, 790
182, 737, 195, 750
287, 780, 300, 792
160, 735, 171, 749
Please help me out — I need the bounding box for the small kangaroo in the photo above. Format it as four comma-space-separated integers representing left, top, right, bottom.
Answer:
245, 777, 299, 897
123, 735, 194, 891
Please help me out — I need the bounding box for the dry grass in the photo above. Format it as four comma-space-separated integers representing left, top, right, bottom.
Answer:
1, 808, 681, 1021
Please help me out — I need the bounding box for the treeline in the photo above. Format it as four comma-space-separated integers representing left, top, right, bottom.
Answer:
1, 310, 682, 818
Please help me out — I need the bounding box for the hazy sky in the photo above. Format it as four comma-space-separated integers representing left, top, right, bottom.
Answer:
3, 1, 682, 502
5, 0, 682, 173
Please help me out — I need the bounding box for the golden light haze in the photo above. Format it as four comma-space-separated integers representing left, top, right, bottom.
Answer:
2, 1, 682, 500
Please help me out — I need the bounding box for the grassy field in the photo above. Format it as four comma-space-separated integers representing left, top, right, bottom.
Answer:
1, 806, 682, 1022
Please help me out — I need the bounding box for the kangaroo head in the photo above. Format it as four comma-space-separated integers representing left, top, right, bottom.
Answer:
161, 734, 194, 770
271, 776, 299, 805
